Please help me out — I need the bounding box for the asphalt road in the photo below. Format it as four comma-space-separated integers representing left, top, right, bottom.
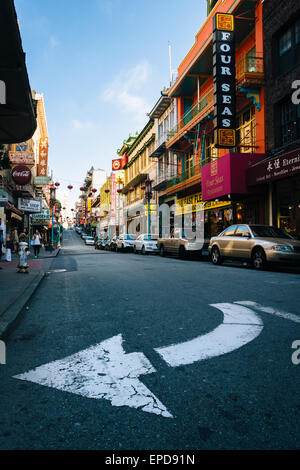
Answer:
0, 229, 299, 450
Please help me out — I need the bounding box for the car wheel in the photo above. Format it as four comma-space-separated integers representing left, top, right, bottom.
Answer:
179, 246, 186, 260
252, 247, 266, 270
211, 246, 223, 265
141, 245, 146, 255
159, 245, 165, 257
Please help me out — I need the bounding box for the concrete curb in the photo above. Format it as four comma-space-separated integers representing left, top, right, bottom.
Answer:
0, 271, 45, 340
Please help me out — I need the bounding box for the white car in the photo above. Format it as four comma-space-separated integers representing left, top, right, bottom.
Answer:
81, 233, 88, 240
85, 236, 95, 246
134, 234, 159, 254
116, 234, 137, 252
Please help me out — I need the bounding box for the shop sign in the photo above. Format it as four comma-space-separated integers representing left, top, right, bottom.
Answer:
34, 176, 50, 185
176, 192, 230, 215
18, 198, 41, 213
31, 219, 50, 226
37, 137, 49, 177
121, 154, 128, 169
0, 196, 8, 206
247, 150, 300, 186
11, 165, 32, 185
9, 151, 35, 165
112, 158, 122, 171
111, 173, 116, 216
213, 13, 236, 148
31, 209, 50, 220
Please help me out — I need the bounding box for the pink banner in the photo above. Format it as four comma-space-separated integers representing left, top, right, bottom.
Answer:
110, 173, 116, 217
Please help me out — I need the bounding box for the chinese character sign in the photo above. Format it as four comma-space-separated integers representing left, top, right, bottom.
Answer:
213, 13, 236, 148
37, 137, 49, 177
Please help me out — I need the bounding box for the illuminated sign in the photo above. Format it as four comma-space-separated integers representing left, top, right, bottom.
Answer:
213, 13, 236, 148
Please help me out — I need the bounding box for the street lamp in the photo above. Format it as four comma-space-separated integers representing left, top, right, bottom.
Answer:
50, 185, 56, 248
145, 178, 152, 235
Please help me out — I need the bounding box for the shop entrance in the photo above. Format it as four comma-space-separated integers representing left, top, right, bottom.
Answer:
276, 176, 300, 239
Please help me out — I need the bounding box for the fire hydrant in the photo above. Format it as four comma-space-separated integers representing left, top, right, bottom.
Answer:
18, 242, 30, 274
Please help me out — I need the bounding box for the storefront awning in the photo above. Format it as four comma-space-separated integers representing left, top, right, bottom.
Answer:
202, 152, 265, 202
246, 149, 300, 186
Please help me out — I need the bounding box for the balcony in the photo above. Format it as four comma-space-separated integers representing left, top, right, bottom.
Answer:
152, 166, 177, 191
167, 88, 214, 146
236, 56, 264, 88
165, 163, 202, 194
149, 132, 169, 158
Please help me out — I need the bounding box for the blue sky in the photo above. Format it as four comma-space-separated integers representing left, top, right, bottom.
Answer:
14, 0, 207, 205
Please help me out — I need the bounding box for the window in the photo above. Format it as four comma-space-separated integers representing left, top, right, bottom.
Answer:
277, 18, 300, 74
279, 29, 292, 56
280, 99, 300, 145
185, 152, 194, 178
236, 106, 256, 153
235, 225, 251, 237
222, 225, 237, 236
205, 133, 218, 164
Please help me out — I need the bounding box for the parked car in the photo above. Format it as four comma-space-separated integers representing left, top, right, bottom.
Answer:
133, 234, 159, 254
157, 229, 208, 259
116, 234, 137, 252
110, 236, 119, 252
81, 233, 88, 240
208, 224, 300, 270
76, 226, 82, 234
85, 236, 95, 246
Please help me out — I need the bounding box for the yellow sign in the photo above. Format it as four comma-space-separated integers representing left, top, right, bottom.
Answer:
218, 129, 236, 147
216, 13, 234, 31
176, 192, 231, 215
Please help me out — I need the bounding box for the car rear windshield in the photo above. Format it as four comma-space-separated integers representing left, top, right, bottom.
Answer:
250, 226, 294, 239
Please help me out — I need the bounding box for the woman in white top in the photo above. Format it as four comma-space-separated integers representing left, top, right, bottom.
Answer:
32, 230, 42, 258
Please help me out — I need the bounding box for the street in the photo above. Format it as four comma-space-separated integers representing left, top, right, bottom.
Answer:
0, 229, 299, 450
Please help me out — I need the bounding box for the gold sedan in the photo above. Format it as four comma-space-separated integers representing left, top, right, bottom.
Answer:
208, 224, 300, 270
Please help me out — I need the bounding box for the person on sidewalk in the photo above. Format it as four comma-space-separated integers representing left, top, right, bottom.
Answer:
11, 226, 19, 253
32, 230, 42, 258
19, 229, 28, 244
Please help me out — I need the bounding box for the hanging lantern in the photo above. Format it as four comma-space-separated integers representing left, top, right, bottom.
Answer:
105, 188, 110, 194
141, 184, 146, 190
63, 207, 66, 210
117, 188, 123, 194
55, 182, 60, 187
129, 186, 134, 192
71, 208, 74, 212
80, 186, 85, 192
67, 185, 73, 190
92, 188, 97, 193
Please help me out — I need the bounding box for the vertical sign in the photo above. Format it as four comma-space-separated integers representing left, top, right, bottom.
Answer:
213, 13, 236, 148
37, 137, 49, 176
111, 172, 116, 217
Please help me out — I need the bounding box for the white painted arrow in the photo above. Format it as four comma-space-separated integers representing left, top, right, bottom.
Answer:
14, 334, 172, 418
155, 303, 263, 367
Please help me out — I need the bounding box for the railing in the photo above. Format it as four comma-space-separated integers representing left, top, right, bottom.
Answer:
153, 167, 177, 188
167, 88, 214, 142
166, 163, 201, 190
236, 56, 264, 81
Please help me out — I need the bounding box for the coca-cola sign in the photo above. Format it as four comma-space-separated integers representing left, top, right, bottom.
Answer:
11, 165, 32, 185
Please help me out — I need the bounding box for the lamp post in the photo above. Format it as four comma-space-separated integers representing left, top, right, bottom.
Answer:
50, 185, 56, 248
145, 178, 152, 235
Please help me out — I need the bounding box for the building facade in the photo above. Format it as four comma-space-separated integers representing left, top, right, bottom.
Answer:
246, 0, 300, 239
165, 0, 266, 238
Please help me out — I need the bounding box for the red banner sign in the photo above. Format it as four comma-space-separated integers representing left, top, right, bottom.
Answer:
11, 165, 32, 185
37, 137, 49, 177
112, 158, 122, 171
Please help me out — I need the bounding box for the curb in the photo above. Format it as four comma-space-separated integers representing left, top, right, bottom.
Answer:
0, 271, 45, 341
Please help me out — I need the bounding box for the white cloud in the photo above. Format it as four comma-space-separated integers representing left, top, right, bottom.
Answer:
101, 61, 152, 125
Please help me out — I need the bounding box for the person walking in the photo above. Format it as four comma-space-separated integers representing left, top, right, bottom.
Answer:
32, 230, 42, 258
11, 226, 19, 253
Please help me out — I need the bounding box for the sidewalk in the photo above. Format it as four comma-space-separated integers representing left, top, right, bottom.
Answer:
0, 246, 60, 339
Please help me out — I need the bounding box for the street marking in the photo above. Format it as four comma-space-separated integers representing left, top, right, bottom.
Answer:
235, 301, 300, 324
155, 303, 263, 367
14, 334, 172, 418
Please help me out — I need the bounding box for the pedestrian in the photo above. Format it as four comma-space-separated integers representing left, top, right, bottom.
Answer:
11, 226, 19, 253
5, 234, 13, 262
31, 229, 42, 258
19, 228, 28, 244
0, 228, 3, 269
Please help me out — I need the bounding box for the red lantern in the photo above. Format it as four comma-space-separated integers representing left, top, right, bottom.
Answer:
92, 188, 97, 193
55, 182, 60, 187
67, 185, 73, 190
63, 207, 66, 210
80, 186, 85, 191
141, 185, 146, 190
71, 208, 74, 212
105, 188, 110, 194
129, 187, 134, 192
117, 188, 123, 194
